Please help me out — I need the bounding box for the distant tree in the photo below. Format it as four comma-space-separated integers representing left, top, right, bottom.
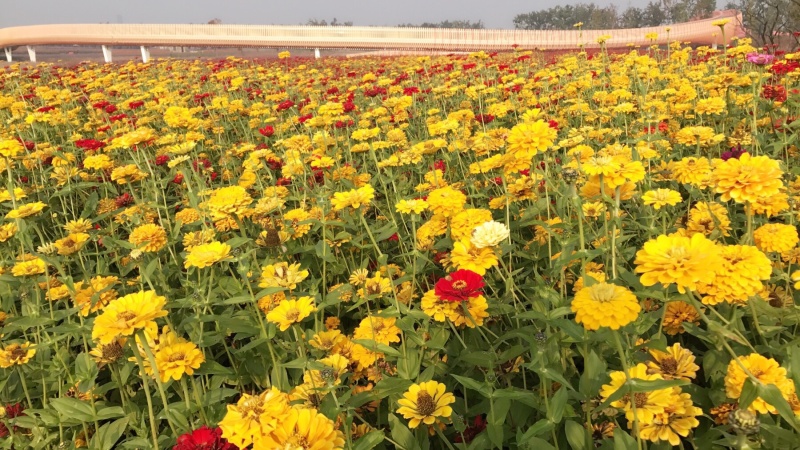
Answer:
514, 0, 714, 30
398, 20, 485, 29
208, 18, 222, 24
306, 18, 353, 26
726, 0, 800, 46
513, 3, 619, 30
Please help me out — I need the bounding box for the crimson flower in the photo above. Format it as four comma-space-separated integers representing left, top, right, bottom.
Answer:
173, 426, 236, 450
435, 269, 485, 302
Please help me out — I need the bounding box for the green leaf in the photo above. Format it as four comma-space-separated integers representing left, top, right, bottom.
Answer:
738, 377, 758, 411
75, 352, 99, 392
613, 427, 637, 450
388, 413, 421, 450
627, 378, 687, 392
451, 374, 492, 397
565, 420, 588, 450
757, 383, 798, 427
579, 350, 607, 397
518, 418, 553, 443
549, 386, 568, 424
90, 417, 129, 450
488, 398, 511, 448
353, 430, 385, 450
50, 397, 96, 422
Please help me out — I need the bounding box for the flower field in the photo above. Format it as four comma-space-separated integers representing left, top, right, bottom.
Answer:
2, 33, 800, 450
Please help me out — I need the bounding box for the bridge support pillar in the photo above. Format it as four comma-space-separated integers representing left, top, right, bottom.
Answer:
102, 45, 112, 63
314, 48, 321, 59
140, 46, 150, 63
3, 47, 11, 62
26, 46, 36, 62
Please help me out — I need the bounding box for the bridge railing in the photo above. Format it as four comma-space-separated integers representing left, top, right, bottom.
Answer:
0, 10, 744, 63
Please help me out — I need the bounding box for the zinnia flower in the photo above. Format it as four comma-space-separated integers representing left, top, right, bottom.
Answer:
637, 391, 701, 446
571, 282, 641, 330
426, 186, 466, 218
353, 316, 401, 345
753, 223, 799, 254
600, 363, 678, 425
91, 291, 168, 344
646, 343, 699, 381
184, 241, 232, 269
397, 381, 456, 428
711, 153, 783, 205
434, 269, 485, 302
470, 221, 509, 248
0, 342, 36, 368
255, 405, 345, 450
266, 296, 316, 331
154, 341, 205, 382
641, 189, 682, 210
259, 262, 309, 290
449, 239, 498, 275
219, 387, 291, 449
661, 301, 700, 336
173, 426, 237, 450
128, 223, 168, 253
395, 199, 428, 214
54, 232, 90, 256
634, 233, 721, 293
725, 353, 795, 415
5, 202, 47, 219
506, 120, 557, 160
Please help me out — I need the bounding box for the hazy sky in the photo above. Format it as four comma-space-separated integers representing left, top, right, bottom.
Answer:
1, 0, 660, 29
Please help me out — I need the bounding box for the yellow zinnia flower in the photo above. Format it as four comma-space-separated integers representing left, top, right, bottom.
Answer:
449, 239, 498, 275
54, 232, 90, 256
753, 223, 799, 254
255, 405, 346, 450
128, 223, 167, 253
396, 380, 455, 428
634, 233, 721, 293
266, 296, 316, 331
571, 282, 640, 330
711, 153, 783, 204
646, 343, 699, 381
0, 342, 36, 368
184, 241, 232, 269
91, 290, 168, 344
154, 341, 205, 382
6, 201, 47, 219
219, 387, 291, 449
259, 262, 309, 290
506, 120, 557, 160
641, 189, 682, 210
600, 363, 679, 425
725, 353, 795, 415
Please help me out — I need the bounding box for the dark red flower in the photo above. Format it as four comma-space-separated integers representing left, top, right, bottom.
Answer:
115, 193, 133, 208
173, 426, 236, 450
258, 125, 275, 137
0, 403, 26, 438
435, 269, 485, 302
155, 155, 170, 166
474, 114, 495, 124
454, 416, 487, 443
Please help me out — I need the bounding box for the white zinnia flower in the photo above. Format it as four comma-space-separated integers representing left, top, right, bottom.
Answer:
470, 221, 510, 249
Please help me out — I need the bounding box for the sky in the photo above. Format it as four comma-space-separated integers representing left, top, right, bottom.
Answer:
1, 0, 661, 29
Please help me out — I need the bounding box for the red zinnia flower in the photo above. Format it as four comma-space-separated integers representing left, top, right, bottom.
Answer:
173, 426, 236, 450
435, 269, 485, 302
258, 125, 275, 137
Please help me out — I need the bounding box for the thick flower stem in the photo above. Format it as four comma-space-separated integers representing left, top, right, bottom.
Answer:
130, 340, 161, 449
137, 331, 181, 436
612, 330, 643, 450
